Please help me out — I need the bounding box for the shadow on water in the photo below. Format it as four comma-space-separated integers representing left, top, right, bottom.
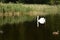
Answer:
0, 14, 60, 40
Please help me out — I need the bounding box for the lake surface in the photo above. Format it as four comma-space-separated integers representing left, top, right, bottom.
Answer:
0, 14, 60, 40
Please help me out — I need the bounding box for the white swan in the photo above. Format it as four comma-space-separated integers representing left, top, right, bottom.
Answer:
37, 16, 46, 27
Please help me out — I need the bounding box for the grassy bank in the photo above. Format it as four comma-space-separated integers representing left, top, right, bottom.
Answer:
0, 3, 60, 25
0, 3, 60, 16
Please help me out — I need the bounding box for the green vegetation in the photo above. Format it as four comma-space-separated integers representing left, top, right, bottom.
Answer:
0, 3, 32, 13
0, 3, 60, 25
0, 0, 60, 4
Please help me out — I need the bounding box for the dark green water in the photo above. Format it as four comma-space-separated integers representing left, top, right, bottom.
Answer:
0, 14, 60, 40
